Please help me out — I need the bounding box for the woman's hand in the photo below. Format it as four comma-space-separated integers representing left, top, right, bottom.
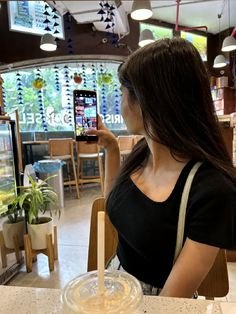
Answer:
87, 115, 120, 196
87, 115, 118, 151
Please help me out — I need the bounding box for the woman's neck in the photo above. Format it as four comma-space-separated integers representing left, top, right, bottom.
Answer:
145, 137, 189, 173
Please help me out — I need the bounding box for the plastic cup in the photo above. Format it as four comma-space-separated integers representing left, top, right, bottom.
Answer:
61, 270, 143, 314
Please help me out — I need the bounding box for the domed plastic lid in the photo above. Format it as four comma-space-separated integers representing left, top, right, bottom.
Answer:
62, 270, 143, 314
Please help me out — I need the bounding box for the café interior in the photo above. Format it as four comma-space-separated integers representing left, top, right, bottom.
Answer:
0, 0, 236, 312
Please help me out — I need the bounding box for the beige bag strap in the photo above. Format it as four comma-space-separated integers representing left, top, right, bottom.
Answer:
173, 162, 203, 263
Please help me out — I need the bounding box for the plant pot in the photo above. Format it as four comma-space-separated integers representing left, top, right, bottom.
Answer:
2, 217, 25, 249
27, 217, 53, 250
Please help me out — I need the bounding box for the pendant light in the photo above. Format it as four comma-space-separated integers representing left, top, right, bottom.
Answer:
213, 54, 227, 68
131, 0, 153, 21
40, 34, 57, 51
213, 14, 227, 68
221, 0, 236, 52
139, 29, 154, 47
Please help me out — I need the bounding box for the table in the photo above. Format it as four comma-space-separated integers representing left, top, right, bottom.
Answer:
22, 140, 79, 165
1, 285, 235, 314
22, 140, 49, 165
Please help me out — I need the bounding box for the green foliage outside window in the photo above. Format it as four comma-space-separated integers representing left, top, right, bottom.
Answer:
2, 62, 125, 131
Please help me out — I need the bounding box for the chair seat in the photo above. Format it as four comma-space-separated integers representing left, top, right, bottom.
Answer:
78, 152, 103, 158
44, 155, 72, 161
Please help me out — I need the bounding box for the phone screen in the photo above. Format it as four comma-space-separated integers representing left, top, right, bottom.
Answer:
74, 90, 98, 141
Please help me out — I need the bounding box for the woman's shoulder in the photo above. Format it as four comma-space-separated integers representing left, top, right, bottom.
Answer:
190, 161, 236, 203
186, 161, 236, 249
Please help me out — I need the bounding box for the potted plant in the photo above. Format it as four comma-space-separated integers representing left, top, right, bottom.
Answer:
97, 72, 113, 86
72, 72, 83, 84
13, 176, 59, 250
32, 78, 46, 89
2, 201, 25, 249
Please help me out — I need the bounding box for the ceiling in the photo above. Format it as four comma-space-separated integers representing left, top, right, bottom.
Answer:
48, 0, 236, 36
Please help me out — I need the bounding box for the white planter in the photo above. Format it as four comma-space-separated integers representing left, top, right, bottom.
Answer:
2, 218, 25, 249
27, 217, 53, 250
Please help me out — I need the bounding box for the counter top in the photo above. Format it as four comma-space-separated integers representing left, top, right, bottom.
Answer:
1, 285, 235, 314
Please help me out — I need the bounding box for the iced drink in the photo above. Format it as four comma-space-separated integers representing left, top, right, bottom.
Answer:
62, 270, 143, 314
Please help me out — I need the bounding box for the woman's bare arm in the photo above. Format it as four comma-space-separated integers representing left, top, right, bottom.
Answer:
159, 238, 219, 298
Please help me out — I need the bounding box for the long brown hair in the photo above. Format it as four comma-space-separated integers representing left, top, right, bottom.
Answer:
113, 37, 236, 189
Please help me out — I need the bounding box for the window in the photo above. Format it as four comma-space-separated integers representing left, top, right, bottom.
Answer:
2, 61, 125, 131
180, 31, 207, 61
140, 23, 173, 40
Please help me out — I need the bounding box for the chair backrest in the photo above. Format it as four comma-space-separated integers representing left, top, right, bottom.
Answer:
198, 249, 229, 299
87, 197, 118, 271
117, 135, 134, 151
76, 142, 99, 155
133, 135, 144, 146
48, 138, 73, 157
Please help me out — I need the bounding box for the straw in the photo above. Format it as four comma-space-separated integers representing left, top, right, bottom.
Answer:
97, 211, 105, 295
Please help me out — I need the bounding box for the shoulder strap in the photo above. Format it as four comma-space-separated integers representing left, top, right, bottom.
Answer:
173, 161, 203, 263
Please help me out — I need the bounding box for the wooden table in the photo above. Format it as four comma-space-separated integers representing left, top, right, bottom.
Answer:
0, 285, 235, 313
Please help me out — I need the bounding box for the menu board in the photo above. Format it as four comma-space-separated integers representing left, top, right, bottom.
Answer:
8, 1, 64, 39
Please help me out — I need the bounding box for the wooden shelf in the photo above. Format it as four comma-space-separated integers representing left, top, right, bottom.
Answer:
218, 115, 230, 122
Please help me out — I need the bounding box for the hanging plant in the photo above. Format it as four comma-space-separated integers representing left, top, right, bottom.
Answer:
98, 72, 113, 85
72, 73, 83, 84
32, 78, 46, 90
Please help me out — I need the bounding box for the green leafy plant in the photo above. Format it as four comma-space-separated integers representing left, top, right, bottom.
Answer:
5, 203, 24, 224
10, 176, 59, 224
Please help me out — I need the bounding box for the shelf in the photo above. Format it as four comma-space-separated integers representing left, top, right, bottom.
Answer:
0, 154, 13, 161
0, 150, 12, 155
218, 115, 230, 122
211, 87, 224, 90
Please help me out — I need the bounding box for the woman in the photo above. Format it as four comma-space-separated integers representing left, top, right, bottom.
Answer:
88, 37, 236, 298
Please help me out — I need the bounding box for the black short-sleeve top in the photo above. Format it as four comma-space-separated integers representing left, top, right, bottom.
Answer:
107, 160, 236, 288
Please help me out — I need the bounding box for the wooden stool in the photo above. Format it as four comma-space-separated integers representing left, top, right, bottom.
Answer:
24, 226, 58, 272
76, 142, 104, 195
45, 139, 80, 199
0, 231, 24, 268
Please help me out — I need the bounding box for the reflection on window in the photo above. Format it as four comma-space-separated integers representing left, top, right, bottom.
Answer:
2, 62, 125, 131
140, 23, 173, 40
180, 31, 207, 61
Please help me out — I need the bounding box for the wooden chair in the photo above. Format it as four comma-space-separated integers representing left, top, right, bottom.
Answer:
198, 249, 229, 299
133, 135, 144, 146
87, 198, 229, 299
117, 135, 134, 163
76, 142, 104, 195
87, 197, 117, 271
46, 138, 79, 199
